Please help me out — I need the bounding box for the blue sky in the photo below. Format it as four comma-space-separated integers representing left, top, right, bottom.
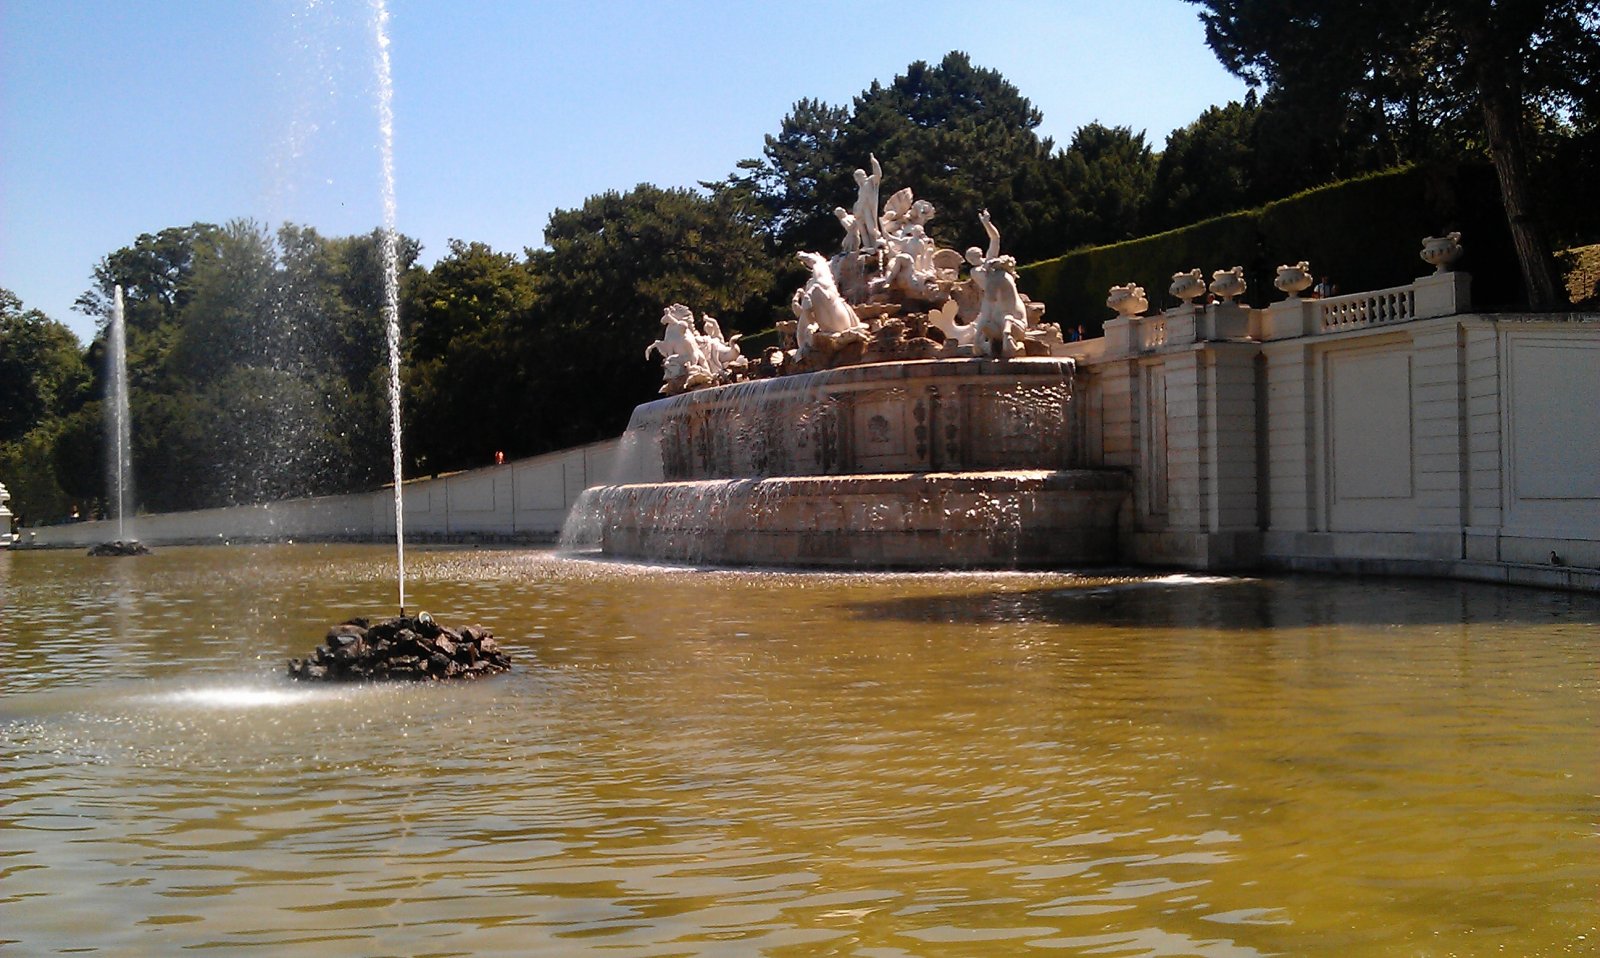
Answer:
1, 0, 1249, 343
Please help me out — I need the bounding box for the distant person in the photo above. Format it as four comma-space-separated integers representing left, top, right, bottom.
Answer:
494, 450, 505, 465
1314, 276, 1337, 299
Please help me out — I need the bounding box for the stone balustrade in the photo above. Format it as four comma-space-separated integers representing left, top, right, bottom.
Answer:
1102, 268, 1472, 357
1139, 315, 1168, 350
1318, 285, 1416, 332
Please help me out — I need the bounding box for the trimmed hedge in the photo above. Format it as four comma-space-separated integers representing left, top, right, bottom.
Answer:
1019, 163, 1521, 336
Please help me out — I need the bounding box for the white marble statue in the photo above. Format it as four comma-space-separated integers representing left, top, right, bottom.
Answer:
907, 198, 935, 229
698, 315, 745, 379
879, 186, 915, 243
834, 207, 861, 254
792, 251, 867, 360
646, 304, 714, 393
850, 154, 884, 251
964, 210, 1028, 358
881, 223, 946, 302
925, 299, 978, 350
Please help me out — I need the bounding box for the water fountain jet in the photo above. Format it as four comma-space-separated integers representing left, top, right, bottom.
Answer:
89, 285, 150, 557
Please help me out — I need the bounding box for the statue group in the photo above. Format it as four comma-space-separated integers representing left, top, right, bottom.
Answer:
652, 154, 1068, 395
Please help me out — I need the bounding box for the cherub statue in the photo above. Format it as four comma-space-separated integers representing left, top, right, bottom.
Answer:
833, 207, 860, 254
881, 223, 945, 303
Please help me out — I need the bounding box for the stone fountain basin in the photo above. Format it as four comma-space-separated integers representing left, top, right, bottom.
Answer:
620, 357, 1084, 483
587, 469, 1130, 569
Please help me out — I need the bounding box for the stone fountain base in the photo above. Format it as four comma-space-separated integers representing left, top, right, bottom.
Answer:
580, 470, 1129, 568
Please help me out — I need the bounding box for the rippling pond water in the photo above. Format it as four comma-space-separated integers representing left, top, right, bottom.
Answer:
1, 544, 1595, 956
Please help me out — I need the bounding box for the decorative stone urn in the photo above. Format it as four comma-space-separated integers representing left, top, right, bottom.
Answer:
1168, 268, 1205, 305
1274, 261, 1313, 298
1106, 283, 1148, 317
1209, 266, 1247, 303
1420, 232, 1463, 274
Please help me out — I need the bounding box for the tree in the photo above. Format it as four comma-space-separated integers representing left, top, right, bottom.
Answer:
1149, 97, 1262, 231
402, 240, 538, 473
76, 223, 222, 395
720, 52, 1075, 263
1057, 123, 1158, 246
0, 289, 89, 444
1189, 0, 1600, 308
0, 421, 74, 523
525, 184, 774, 449
60, 221, 419, 512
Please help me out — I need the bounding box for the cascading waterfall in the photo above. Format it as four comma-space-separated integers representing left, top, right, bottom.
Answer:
372, 0, 405, 613
558, 358, 1128, 569
107, 285, 132, 542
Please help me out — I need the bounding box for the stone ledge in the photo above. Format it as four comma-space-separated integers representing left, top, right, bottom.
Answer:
1259, 554, 1600, 594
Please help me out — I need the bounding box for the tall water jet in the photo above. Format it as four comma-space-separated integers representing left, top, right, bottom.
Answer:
106, 285, 132, 542
372, 0, 405, 613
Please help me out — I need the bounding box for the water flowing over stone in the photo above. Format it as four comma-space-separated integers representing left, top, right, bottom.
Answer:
564, 358, 1130, 568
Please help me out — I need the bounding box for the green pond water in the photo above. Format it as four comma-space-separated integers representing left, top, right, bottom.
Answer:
1, 544, 1595, 956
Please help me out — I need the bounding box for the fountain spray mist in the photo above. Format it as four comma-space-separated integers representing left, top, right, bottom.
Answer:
372, 0, 405, 613
107, 285, 132, 542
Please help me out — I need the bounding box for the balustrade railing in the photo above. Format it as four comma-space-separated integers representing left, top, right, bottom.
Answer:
1318, 285, 1416, 333
1139, 317, 1167, 351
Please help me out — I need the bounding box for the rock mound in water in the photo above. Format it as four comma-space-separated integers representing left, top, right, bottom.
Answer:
287, 613, 511, 682
88, 540, 151, 556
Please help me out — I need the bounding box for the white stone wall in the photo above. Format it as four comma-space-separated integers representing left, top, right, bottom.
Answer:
20, 439, 618, 549
1091, 293, 1600, 590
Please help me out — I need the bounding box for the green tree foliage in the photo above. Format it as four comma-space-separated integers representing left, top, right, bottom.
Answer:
1149, 96, 1262, 230
0, 289, 89, 443
402, 240, 538, 473
722, 52, 1074, 263
1188, 0, 1600, 307
0, 420, 74, 523
526, 184, 775, 449
77, 223, 221, 396
1058, 123, 1159, 246
0, 289, 89, 522
54, 221, 417, 514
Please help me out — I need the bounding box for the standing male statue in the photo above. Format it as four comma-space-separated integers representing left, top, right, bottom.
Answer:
850, 154, 883, 251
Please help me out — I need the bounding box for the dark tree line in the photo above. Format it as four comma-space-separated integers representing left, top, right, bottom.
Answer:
4, 17, 1594, 523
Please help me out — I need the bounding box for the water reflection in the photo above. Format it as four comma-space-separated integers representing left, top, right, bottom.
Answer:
0, 545, 1595, 956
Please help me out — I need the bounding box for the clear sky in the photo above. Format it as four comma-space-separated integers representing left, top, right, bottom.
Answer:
1, 0, 1249, 343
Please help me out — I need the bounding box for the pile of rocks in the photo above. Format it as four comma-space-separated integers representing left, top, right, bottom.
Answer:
88, 540, 151, 556
287, 613, 511, 683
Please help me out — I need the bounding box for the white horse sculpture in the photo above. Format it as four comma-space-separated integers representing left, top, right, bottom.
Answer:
646, 304, 714, 392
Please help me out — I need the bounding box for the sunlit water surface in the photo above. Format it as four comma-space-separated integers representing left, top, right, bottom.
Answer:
0, 545, 1595, 956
